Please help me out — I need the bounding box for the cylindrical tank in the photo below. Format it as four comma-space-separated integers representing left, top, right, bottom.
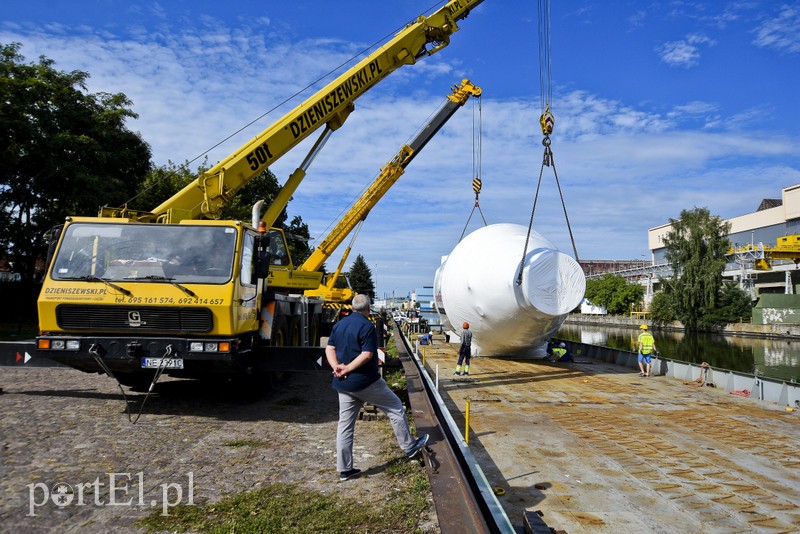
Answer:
434, 224, 585, 356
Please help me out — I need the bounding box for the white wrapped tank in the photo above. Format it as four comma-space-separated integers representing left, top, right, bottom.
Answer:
434, 224, 585, 356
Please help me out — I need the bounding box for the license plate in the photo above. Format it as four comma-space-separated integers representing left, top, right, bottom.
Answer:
141, 357, 184, 369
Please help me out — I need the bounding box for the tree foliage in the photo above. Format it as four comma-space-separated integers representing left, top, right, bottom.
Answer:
0, 42, 315, 283
584, 274, 645, 315
348, 254, 375, 300
661, 207, 732, 330
1, 43, 151, 278
701, 282, 753, 325
130, 162, 313, 264
648, 288, 677, 324
126, 160, 200, 214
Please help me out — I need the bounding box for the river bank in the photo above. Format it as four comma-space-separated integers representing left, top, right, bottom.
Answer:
565, 314, 800, 339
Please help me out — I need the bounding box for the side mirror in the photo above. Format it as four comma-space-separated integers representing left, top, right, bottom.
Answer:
254, 235, 271, 281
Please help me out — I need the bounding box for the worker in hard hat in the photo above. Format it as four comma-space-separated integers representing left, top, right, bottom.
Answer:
550, 342, 572, 362
454, 321, 473, 376
637, 324, 656, 377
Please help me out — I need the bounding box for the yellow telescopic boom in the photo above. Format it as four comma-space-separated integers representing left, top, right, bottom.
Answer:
300, 80, 481, 275
148, 0, 486, 224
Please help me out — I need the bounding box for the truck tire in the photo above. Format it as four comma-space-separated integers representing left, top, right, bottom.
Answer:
309, 314, 321, 347
270, 315, 291, 384
272, 316, 289, 347
288, 316, 301, 346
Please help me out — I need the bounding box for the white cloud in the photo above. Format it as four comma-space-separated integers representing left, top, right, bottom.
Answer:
752, 3, 800, 54
656, 33, 715, 68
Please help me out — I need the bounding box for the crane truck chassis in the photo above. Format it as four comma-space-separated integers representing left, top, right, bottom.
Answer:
35, 218, 340, 385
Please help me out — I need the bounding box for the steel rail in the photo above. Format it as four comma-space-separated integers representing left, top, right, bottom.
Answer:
393, 324, 518, 533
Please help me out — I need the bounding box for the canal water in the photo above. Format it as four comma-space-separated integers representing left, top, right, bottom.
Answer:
556, 323, 800, 383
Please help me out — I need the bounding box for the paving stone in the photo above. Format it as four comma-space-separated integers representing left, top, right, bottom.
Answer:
0, 366, 438, 533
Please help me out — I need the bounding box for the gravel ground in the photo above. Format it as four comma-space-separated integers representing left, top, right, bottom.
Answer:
0, 365, 438, 533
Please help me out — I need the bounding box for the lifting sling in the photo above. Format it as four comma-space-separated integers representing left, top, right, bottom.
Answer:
459, 94, 488, 241
516, 0, 580, 285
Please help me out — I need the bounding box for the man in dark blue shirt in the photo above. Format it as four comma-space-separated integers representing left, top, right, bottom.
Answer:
326, 294, 429, 481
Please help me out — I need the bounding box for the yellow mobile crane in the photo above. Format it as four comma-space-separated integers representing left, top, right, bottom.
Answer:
35, 0, 486, 384
302, 80, 482, 309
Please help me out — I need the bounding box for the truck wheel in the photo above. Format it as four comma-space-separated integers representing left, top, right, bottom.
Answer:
270, 315, 291, 384
288, 316, 301, 346
309, 314, 321, 347
272, 316, 288, 346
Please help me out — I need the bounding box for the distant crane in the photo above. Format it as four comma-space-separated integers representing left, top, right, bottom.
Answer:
727, 235, 800, 271
727, 235, 800, 296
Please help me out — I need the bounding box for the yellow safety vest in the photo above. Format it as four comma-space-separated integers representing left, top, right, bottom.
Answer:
638, 332, 655, 354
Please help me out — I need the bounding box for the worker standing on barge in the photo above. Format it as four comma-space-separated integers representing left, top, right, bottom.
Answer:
455, 322, 473, 376
637, 324, 656, 377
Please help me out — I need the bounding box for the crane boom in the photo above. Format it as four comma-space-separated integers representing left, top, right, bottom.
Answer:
300, 79, 482, 274
147, 0, 485, 224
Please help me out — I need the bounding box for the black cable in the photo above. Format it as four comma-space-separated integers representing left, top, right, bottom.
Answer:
516, 153, 546, 285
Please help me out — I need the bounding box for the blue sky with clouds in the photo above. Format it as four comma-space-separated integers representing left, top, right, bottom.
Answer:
3, 1, 800, 298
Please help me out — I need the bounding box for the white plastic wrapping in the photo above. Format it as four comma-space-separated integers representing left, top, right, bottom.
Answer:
434, 224, 586, 356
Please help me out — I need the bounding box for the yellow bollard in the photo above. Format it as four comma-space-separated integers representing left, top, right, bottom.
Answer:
465, 400, 471, 445
422, 346, 426, 367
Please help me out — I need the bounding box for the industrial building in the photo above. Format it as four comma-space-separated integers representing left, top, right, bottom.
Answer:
648, 183, 800, 296
604, 183, 800, 323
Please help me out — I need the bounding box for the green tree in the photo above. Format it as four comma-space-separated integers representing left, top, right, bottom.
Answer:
219, 169, 285, 224
284, 215, 312, 266
648, 289, 677, 324
130, 163, 313, 264
662, 207, 731, 330
584, 274, 645, 315
348, 254, 375, 300
702, 282, 753, 325
0, 43, 152, 278
216, 169, 311, 265
127, 160, 203, 213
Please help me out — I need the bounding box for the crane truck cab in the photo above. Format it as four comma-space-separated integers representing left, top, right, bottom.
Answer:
36, 216, 321, 383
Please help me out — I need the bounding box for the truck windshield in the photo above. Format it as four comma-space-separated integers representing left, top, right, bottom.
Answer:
50, 222, 237, 284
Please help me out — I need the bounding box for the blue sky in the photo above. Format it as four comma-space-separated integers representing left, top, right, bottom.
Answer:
3, 1, 800, 299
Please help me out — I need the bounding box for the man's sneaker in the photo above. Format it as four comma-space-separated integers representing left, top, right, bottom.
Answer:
464, 371, 469, 376
453, 371, 461, 376
406, 433, 430, 459
339, 468, 361, 481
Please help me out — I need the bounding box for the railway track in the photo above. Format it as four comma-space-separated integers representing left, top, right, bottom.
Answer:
396, 326, 553, 534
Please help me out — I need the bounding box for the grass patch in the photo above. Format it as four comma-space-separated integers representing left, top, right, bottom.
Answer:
384, 341, 399, 360
386, 456, 430, 495
384, 368, 406, 390
138, 480, 429, 533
